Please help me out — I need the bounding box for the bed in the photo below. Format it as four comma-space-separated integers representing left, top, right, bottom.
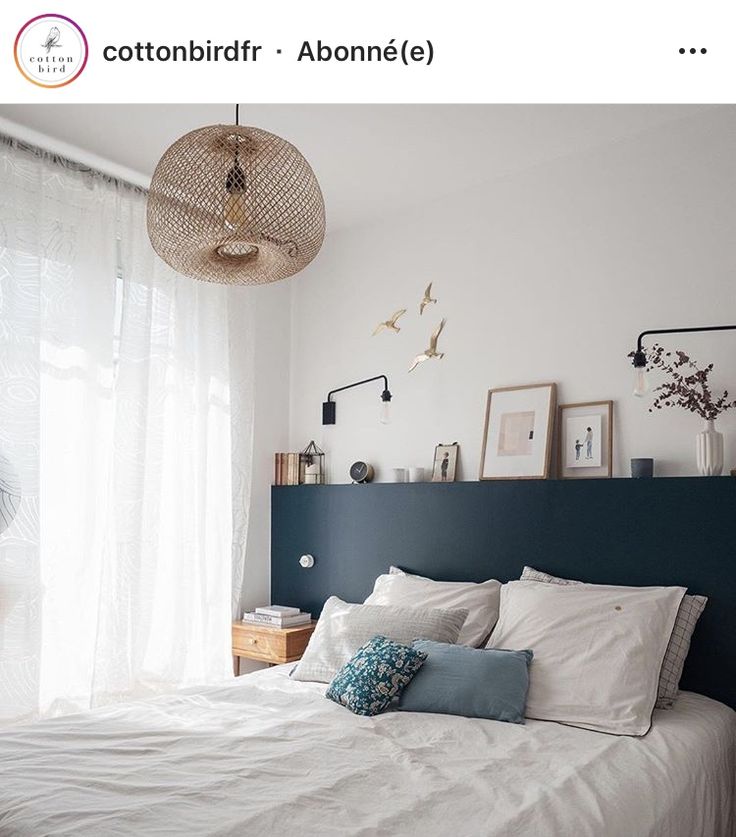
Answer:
0, 665, 733, 836
1, 477, 735, 836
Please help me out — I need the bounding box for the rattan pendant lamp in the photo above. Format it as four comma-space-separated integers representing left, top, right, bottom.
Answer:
147, 105, 325, 285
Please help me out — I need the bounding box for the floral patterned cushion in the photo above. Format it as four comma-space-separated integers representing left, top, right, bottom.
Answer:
325, 635, 427, 716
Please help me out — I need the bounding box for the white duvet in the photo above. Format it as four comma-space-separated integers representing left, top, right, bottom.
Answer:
0, 665, 733, 837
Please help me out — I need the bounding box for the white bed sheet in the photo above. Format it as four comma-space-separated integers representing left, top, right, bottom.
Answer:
0, 665, 733, 837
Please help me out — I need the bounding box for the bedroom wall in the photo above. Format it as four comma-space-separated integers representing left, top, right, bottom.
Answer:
287, 107, 736, 482
229, 281, 291, 635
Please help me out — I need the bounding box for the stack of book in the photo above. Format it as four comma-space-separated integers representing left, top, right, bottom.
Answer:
274, 452, 302, 485
242, 605, 312, 629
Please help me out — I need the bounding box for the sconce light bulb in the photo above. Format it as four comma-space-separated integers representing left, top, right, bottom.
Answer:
379, 399, 391, 425
633, 367, 650, 397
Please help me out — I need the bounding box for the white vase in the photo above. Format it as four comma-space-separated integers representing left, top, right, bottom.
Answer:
696, 419, 724, 476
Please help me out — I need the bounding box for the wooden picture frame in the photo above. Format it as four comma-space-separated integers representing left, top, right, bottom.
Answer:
479, 383, 557, 480
557, 400, 613, 479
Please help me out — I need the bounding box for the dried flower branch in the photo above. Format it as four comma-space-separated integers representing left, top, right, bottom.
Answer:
628, 343, 736, 419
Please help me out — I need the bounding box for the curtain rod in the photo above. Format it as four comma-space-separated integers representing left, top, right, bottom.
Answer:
0, 117, 150, 194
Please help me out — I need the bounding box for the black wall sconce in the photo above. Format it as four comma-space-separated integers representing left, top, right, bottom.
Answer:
631, 323, 736, 396
322, 375, 392, 425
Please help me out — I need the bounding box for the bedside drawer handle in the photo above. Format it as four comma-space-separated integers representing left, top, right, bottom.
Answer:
248, 638, 258, 645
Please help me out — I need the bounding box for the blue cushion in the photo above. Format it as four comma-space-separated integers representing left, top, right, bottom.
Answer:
398, 640, 533, 723
325, 635, 427, 716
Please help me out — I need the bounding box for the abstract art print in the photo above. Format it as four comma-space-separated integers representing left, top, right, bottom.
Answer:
558, 401, 613, 479
480, 384, 556, 480
498, 412, 535, 457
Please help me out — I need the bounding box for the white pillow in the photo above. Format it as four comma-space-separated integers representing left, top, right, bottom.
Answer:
366, 568, 501, 647
487, 580, 685, 736
291, 596, 468, 683
519, 566, 707, 709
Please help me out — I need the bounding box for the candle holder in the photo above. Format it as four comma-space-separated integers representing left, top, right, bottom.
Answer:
300, 440, 325, 485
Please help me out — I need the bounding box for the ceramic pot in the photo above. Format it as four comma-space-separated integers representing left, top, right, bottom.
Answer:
631, 458, 654, 479
696, 419, 724, 476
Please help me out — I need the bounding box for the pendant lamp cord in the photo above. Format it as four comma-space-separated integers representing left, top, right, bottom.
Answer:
234, 104, 240, 163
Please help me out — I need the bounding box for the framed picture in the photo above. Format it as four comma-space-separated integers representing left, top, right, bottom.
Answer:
479, 383, 557, 480
431, 443, 458, 482
558, 400, 613, 479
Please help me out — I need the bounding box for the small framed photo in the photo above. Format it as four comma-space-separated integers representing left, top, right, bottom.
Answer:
432, 443, 459, 482
480, 383, 557, 480
558, 401, 613, 479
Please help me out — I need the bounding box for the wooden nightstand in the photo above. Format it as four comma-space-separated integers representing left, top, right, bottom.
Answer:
232, 620, 316, 672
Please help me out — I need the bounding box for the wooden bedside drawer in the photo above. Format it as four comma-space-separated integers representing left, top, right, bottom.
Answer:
232, 620, 316, 668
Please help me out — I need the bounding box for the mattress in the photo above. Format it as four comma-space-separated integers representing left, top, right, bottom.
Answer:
0, 665, 733, 836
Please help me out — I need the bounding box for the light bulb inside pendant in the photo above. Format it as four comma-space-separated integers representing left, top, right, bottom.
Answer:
224, 157, 248, 231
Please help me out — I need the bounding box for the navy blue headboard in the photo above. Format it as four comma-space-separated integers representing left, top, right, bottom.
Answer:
272, 478, 736, 709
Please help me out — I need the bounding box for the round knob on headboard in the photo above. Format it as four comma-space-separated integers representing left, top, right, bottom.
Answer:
299, 554, 315, 568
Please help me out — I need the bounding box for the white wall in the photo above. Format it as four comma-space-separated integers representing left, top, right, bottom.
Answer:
246, 280, 292, 602
229, 280, 291, 668
246, 281, 292, 589
288, 107, 736, 481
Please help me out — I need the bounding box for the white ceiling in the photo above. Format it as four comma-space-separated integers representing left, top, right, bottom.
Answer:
0, 104, 715, 232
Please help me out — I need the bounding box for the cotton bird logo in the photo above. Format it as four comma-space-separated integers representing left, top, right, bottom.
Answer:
408, 319, 446, 372
419, 282, 437, 315
372, 308, 407, 335
41, 27, 61, 53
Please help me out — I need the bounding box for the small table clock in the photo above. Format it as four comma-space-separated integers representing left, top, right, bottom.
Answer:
350, 461, 374, 484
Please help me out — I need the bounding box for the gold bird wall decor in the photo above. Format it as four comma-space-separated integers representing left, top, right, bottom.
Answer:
419, 283, 438, 315
372, 309, 407, 335
408, 319, 446, 372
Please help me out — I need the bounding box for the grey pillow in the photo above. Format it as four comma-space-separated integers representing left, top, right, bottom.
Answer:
399, 640, 533, 723
519, 566, 707, 709
291, 596, 468, 683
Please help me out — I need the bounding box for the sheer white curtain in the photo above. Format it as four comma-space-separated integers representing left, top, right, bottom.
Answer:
0, 137, 247, 722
